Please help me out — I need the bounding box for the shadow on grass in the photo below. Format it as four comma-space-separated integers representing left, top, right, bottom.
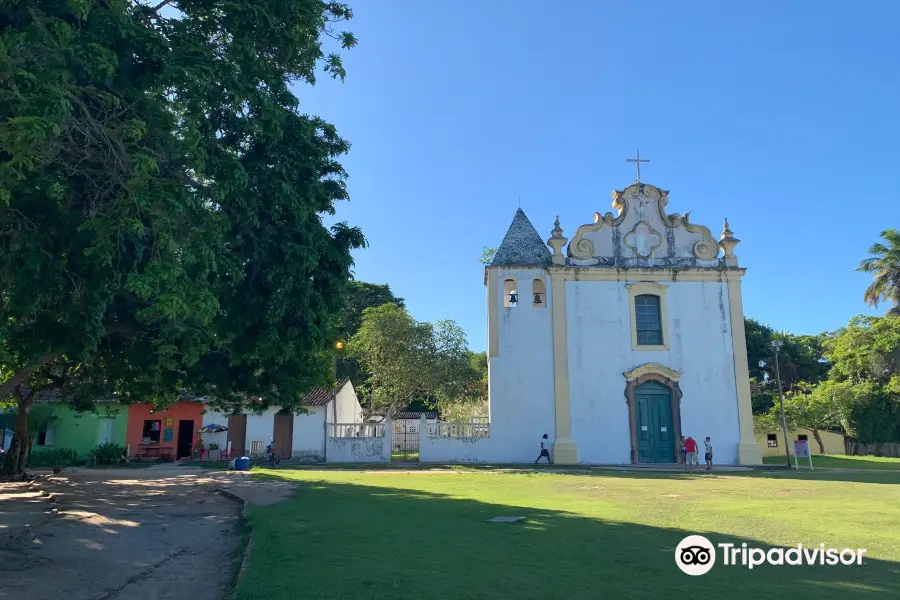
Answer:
763, 455, 900, 470
262, 462, 900, 486
237, 478, 900, 600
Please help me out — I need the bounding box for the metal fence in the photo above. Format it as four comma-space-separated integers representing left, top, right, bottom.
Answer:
392, 421, 419, 461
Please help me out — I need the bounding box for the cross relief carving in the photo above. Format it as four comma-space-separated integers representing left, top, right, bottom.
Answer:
624, 221, 662, 258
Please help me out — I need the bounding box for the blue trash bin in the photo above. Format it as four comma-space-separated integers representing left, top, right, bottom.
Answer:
234, 456, 250, 471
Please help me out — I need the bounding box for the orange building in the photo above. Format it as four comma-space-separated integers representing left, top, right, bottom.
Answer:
126, 402, 204, 460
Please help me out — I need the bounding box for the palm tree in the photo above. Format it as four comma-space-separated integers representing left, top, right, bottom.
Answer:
857, 229, 900, 315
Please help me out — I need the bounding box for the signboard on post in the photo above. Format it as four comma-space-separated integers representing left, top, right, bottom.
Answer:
793, 439, 813, 469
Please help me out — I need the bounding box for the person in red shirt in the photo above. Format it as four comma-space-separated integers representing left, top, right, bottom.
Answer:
684, 436, 699, 471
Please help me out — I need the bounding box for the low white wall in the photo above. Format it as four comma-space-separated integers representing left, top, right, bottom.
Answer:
326, 430, 391, 463
419, 436, 495, 463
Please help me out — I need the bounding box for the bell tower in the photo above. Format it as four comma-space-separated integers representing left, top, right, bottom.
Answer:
484, 209, 561, 462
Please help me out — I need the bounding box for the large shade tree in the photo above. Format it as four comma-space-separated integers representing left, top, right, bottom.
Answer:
821, 315, 900, 445
758, 382, 840, 454
333, 281, 404, 386
745, 318, 829, 414
0, 0, 364, 475
348, 303, 483, 417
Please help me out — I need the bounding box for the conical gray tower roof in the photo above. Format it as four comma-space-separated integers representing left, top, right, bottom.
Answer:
489, 208, 551, 268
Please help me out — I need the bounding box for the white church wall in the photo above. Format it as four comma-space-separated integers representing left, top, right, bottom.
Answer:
566, 279, 741, 464
479, 268, 557, 463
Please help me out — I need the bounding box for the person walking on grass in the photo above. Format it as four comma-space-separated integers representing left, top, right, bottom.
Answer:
684, 436, 699, 471
704, 437, 713, 471
535, 433, 552, 465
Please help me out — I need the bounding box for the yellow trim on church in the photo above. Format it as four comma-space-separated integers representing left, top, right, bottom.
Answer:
549, 269, 578, 464
625, 282, 670, 351
624, 362, 682, 382
487, 274, 499, 357
724, 271, 764, 465
555, 267, 742, 282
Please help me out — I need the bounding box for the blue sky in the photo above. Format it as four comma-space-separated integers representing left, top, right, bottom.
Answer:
299, 1, 900, 351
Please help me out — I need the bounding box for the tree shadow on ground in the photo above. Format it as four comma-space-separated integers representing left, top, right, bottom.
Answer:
237, 477, 900, 600
0, 472, 242, 600
267, 462, 900, 486
505, 465, 900, 486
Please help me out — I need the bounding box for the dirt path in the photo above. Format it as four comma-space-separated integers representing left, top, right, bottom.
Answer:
0, 466, 253, 600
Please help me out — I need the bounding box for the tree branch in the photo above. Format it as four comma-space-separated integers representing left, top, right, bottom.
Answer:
151, 0, 173, 13
0, 354, 59, 400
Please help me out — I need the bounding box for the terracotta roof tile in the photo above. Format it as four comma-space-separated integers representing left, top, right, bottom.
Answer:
301, 378, 351, 406
394, 411, 438, 420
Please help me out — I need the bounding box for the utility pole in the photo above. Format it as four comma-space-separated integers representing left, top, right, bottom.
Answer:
770, 340, 794, 468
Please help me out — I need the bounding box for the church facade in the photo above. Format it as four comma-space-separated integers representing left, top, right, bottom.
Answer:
475, 181, 763, 465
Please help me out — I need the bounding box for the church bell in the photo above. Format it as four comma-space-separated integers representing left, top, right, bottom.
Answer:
508, 291, 518, 304
533, 293, 542, 306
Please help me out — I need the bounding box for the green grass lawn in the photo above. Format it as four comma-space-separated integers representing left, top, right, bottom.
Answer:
763, 454, 900, 470
236, 468, 900, 600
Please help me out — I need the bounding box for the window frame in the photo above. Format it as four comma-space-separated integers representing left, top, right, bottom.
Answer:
767, 433, 778, 448
626, 282, 670, 351
142, 419, 162, 444
634, 294, 664, 346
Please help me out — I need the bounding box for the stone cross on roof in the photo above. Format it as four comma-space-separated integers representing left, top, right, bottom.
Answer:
626, 149, 649, 183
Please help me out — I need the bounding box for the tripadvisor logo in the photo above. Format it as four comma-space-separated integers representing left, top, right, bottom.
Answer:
675, 535, 868, 576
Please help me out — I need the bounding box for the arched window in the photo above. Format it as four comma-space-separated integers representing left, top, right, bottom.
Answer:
634, 294, 663, 346
503, 278, 518, 307
532, 278, 547, 308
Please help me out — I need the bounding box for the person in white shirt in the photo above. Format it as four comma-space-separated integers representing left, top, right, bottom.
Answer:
535, 433, 552, 465
704, 437, 713, 471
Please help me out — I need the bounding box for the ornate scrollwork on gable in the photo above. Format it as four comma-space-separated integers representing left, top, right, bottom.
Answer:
568, 214, 604, 259
681, 213, 720, 260
565, 183, 722, 263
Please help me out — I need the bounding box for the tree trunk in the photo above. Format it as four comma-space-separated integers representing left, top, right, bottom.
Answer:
1, 394, 34, 477
811, 428, 825, 454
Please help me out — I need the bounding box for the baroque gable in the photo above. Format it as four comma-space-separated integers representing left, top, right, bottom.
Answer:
566, 183, 722, 268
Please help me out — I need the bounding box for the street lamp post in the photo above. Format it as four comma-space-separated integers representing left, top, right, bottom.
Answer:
324, 340, 345, 460
770, 340, 794, 468
334, 340, 344, 380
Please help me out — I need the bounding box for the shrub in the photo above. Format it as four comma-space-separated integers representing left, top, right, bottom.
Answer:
90, 442, 126, 465
28, 447, 78, 468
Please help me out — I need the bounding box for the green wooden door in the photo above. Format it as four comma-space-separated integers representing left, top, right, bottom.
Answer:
635, 381, 675, 463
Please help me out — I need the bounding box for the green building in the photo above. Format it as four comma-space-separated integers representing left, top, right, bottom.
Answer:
32, 401, 128, 459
